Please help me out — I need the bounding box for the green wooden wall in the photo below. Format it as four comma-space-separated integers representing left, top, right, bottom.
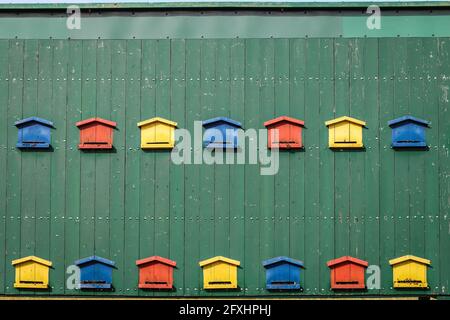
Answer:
0, 37, 449, 297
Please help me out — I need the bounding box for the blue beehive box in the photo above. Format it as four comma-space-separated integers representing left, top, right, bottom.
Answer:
388, 115, 430, 148
15, 117, 54, 149
202, 117, 242, 149
74, 255, 115, 289
262, 256, 304, 290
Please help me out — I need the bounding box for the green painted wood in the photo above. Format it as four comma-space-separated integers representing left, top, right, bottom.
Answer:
49, 39, 68, 295
378, 38, 396, 293
303, 38, 320, 295
318, 38, 335, 295
139, 39, 157, 297
0, 37, 447, 297
109, 39, 127, 295
65, 39, 82, 295
123, 40, 141, 296
184, 39, 201, 296
229, 38, 246, 297
169, 38, 186, 296
0, 40, 8, 295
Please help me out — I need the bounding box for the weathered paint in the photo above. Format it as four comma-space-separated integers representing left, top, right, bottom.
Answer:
202, 117, 242, 149
0, 8, 448, 299
199, 256, 240, 289
327, 256, 368, 290
262, 256, 304, 290
15, 117, 53, 148
137, 117, 177, 149
389, 255, 431, 289
11, 256, 52, 289
264, 116, 305, 149
136, 256, 176, 289
76, 117, 117, 150
388, 116, 430, 148
325, 116, 366, 148
74, 256, 115, 289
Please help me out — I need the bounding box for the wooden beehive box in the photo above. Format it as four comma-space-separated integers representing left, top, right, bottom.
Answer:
137, 117, 177, 149
202, 117, 242, 149
327, 256, 368, 290
325, 116, 366, 148
15, 117, 54, 149
74, 255, 115, 289
199, 256, 240, 289
136, 256, 176, 289
263, 116, 305, 149
388, 115, 430, 148
389, 255, 431, 289
12, 256, 52, 289
262, 256, 304, 290
76, 117, 117, 149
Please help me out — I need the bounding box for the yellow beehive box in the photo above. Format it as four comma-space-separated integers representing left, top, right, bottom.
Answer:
199, 256, 240, 289
389, 255, 431, 289
325, 116, 366, 148
12, 256, 52, 289
137, 117, 177, 149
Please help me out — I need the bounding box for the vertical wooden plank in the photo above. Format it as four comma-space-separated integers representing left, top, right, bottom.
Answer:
288, 38, 306, 289
199, 39, 216, 297
123, 39, 141, 296
303, 38, 320, 295
423, 37, 440, 294
184, 39, 201, 296
109, 40, 127, 296
438, 37, 450, 295
259, 38, 275, 292
49, 39, 68, 295
0, 40, 9, 295
379, 38, 396, 294
393, 38, 410, 258
363, 38, 380, 295
5, 39, 24, 295
139, 39, 156, 297
229, 38, 245, 297
407, 38, 426, 262
65, 39, 82, 295
79, 40, 97, 262
21, 40, 38, 261
274, 39, 290, 260
318, 38, 335, 295
333, 38, 350, 260
243, 38, 260, 296
348, 39, 365, 262
153, 39, 171, 297
94, 39, 112, 260
169, 38, 186, 296
35, 39, 52, 296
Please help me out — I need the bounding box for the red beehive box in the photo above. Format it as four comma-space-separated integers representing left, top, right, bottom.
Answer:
327, 256, 368, 290
263, 116, 305, 149
136, 256, 176, 289
76, 117, 117, 149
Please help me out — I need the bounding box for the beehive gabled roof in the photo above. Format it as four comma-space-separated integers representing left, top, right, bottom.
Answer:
137, 117, 177, 128
199, 256, 240, 267
12, 255, 52, 267
75, 255, 116, 267
325, 116, 366, 127
202, 117, 242, 128
389, 255, 431, 266
76, 117, 117, 128
327, 256, 368, 268
388, 115, 430, 127
136, 256, 177, 267
264, 116, 305, 127
262, 256, 304, 268
15, 117, 54, 128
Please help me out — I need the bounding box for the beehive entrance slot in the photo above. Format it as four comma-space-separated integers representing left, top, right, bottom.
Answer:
81, 280, 107, 284
145, 281, 168, 285
84, 141, 108, 144
271, 281, 295, 285
398, 280, 422, 284
209, 281, 231, 285
147, 142, 169, 144
336, 281, 359, 284
20, 280, 44, 284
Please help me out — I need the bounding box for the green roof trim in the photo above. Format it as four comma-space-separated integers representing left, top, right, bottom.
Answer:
0, 2, 449, 10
